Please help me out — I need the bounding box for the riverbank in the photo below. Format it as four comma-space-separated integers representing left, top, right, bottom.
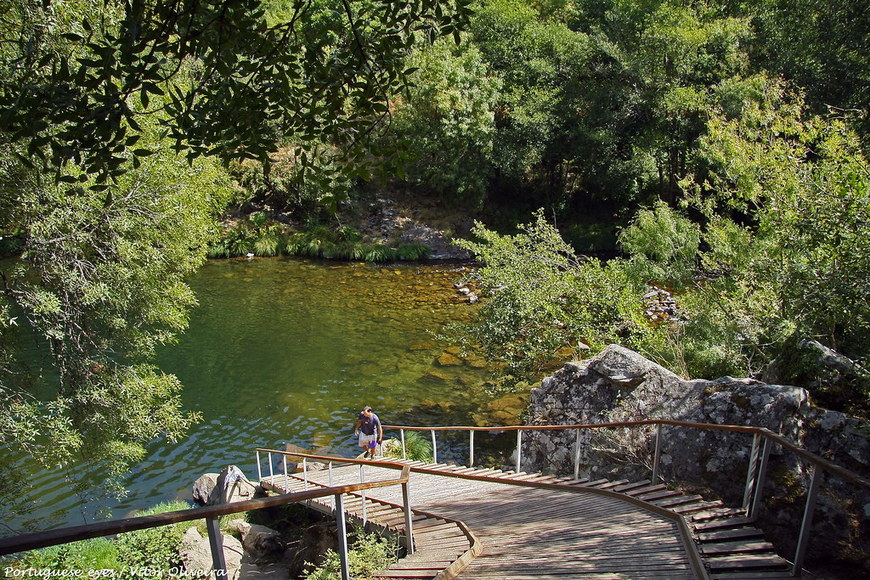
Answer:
213, 190, 477, 262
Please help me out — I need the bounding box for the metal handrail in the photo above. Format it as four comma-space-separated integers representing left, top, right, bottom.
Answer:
261, 447, 708, 579
254, 449, 418, 557
383, 419, 870, 576
0, 464, 411, 580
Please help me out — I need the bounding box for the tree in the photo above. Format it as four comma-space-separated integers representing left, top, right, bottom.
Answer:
0, 0, 470, 520
0, 105, 234, 501
381, 37, 501, 207
622, 79, 870, 399
450, 210, 656, 389
0, 0, 473, 182
691, 80, 870, 366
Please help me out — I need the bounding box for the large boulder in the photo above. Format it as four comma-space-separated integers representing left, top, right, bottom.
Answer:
178, 526, 244, 579
193, 466, 258, 506
226, 519, 286, 563
523, 344, 870, 573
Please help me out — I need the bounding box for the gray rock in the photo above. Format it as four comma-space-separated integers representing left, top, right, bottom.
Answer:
524, 345, 870, 572
227, 520, 286, 562
179, 526, 244, 579
192, 473, 218, 505
206, 465, 258, 505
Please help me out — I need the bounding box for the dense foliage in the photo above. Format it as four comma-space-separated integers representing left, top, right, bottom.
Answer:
457, 97, 869, 410
452, 211, 653, 385
0, 0, 867, 532
3, 501, 198, 572
304, 526, 400, 580
0, 0, 467, 522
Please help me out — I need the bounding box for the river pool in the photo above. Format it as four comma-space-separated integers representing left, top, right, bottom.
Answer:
10, 257, 505, 531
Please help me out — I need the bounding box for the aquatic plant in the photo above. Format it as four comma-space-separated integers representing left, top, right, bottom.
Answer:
209, 219, 431, 263
396, 242, 431, 261
384, 431, 433, 463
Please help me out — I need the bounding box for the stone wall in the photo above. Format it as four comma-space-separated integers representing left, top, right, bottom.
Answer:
522, 344, 870, 572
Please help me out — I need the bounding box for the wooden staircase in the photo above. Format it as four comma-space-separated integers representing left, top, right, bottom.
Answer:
263, 459, 803, 579
262, 472, 481, 579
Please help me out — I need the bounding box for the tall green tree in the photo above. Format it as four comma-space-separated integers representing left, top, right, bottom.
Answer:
382, 37, 501, 207
0, 0, 470, 521
0, 0, 472, 182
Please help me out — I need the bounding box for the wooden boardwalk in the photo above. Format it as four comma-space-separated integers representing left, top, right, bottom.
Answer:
264, 462, 702, 579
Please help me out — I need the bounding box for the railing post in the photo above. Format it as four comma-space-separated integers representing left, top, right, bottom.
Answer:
400, 429, 407, 460
750, 436, 771, 520
469, 430, 475, 467
329, 461, 335, 510
431, 430, 437, 464
334, 493, 351, 580
303, 457, 308, 490
792, 466, 823, 576
268, 452, 274, 482
515, 430, 523, 473
574, 429, 582, 480
283, 454, 289, 492
402, 479, 415, 555
359, 463, 367, 524
651, 424, 663, 483
256, 450, 262, 482
743, 433, 770, 515
205, 516, 227, 579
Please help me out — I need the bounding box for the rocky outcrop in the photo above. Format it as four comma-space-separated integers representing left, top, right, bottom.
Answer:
193, 465, 259, 506
523, 344, 870, 572
179, 526, 244, 579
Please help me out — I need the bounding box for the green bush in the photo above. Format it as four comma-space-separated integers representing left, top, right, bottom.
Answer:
304, 526, 400, 580
209, 220, 430, 263
383, 431, 434, 463
114, 501, 192, 571
10, 537, 120, 571
619, 202, 700, 290
2, 501, 200, 575
396, 242, 431, 261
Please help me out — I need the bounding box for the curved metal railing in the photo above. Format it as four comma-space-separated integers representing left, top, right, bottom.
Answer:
382, 419, 870, 576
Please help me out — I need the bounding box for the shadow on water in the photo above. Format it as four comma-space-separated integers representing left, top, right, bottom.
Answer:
7, 257, 511, 532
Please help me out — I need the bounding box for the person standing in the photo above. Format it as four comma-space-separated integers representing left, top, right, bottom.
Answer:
354, 406, 383, 458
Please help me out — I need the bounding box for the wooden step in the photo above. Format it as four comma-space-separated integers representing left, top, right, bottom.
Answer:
700, 539, 777, 555
706, 553, 791, 571
652, 494, 705, 508
671, 500, 724, 514
698, 528, 765, 543
691, 506, 747, 522
710, 571, 798, 579
613, 479, 652, 492
694, 517, 756, 532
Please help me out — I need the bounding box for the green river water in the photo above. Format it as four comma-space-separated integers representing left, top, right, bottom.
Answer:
11, 257, 511, 532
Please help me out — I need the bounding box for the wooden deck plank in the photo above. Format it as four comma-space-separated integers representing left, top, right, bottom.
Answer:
271, 464, 712, 579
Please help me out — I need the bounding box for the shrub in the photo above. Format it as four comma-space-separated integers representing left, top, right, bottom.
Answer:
253, 227, 283, 257
619, 201, 700, 290
383, 431, 434, 463
396, 242, 431, 261
304, 526, 399, 580
114, 501, 191, 570
10, 537, 120, 571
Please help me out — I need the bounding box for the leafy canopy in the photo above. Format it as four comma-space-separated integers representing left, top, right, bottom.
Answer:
452, 210, 656, 389
0, 0, 473, 183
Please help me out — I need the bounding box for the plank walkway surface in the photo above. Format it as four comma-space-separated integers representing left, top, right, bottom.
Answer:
265, 462, 700, 579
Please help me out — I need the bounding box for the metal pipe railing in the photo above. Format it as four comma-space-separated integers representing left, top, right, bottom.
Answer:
0, 466, 411, 580
255, 448, 417, 557
382, 418, 870, 577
